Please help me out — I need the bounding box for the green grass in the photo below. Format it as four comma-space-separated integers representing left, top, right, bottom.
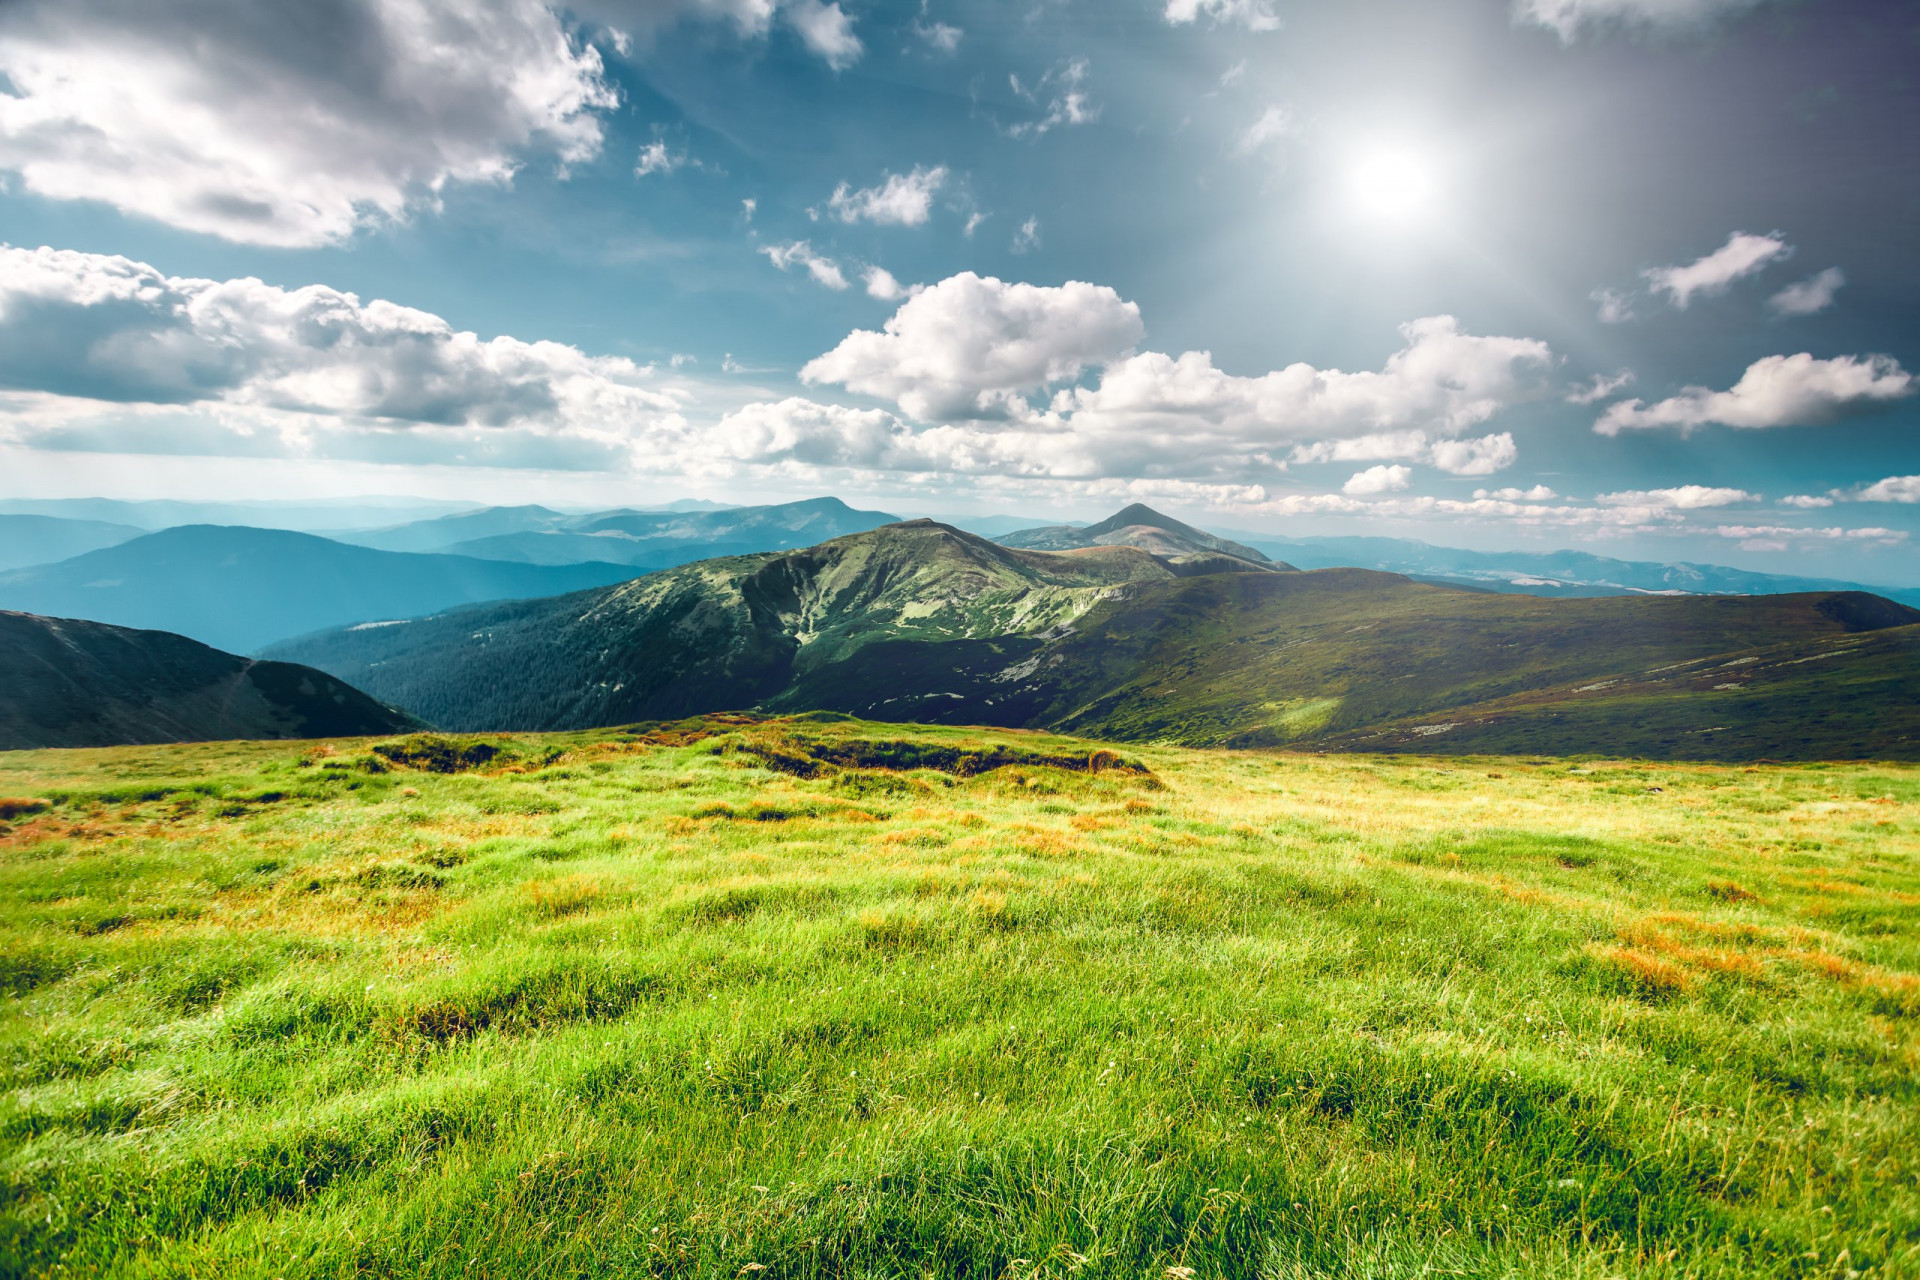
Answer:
2, 717, 1917, 1278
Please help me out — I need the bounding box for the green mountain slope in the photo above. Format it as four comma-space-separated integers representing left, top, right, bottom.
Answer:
269, 511, 1920, 759
266, 521, 1193, 730
0, 611, 419, 750
0, 525, 642, 654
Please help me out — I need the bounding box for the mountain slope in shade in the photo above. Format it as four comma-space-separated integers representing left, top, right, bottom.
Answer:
0, 611, 420, 750
347, 496, 901, 568
0, 514, 144, 572
999, 503, 1289, 568
267, 513, 1920, 759
0, 526, 641, 654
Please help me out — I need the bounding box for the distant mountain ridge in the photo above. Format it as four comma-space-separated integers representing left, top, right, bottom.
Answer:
0, 526, 642, 654
345, 496, 899, 569
268, 508, 1920, 760
0, 514, 144, 573
1222, 530, 1920, 607
0, 611, 419, 750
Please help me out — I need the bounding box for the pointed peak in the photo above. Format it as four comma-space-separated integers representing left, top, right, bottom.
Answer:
1081, 503, 1194, 538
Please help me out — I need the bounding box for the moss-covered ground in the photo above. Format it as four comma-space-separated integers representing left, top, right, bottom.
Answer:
2, 716, 1916, 1278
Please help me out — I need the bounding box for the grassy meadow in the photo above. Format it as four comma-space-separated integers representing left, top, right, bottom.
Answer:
1, 716, 1916, 1278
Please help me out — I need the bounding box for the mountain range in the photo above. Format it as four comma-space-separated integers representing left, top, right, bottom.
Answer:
268, 511, 1920, 761
0, 611, 417, 750
342, 496, 897, 568
0, 526, 642, 654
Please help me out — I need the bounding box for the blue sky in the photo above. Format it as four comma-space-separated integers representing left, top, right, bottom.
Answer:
0, 0, 1915, 581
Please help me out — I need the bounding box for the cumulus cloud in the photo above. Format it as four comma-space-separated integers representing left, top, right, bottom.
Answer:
1008, 58, 1100, 139
1344, 464, 1413, 495
759, 241, 850, 290
1165, 0, 1281, 31
1857, 475, 1920, 504
1011, 218, 1043, 255
0, 0, 619, 248
0, 245, 682, 460
1597, 485, 1758, 510
827, 166, 947, 227
1516, 0, 1773, 41
1769, 267, 1846, 317
782, 0, 862, 69
1644, 231, 1792, 309
793, 280, 1550, 484
862, 266, 917, 302
1566, 369, 1635, 405
1778, 493, 1835, 509
1476, 485, 1558, 501
1291, 432, 1519, 477
801, 272, 1144, 420
1594, 353, 1913, 435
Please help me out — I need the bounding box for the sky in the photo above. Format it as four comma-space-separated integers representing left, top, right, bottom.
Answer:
0, 0, 1916, 581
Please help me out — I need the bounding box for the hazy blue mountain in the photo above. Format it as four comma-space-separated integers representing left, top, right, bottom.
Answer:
354, 496, 901, 567
0, 610, 420, 750
1219, 531, 1920, 607
345, 504, 572, 553
0, 526, 640, 654
0, 496, 478, 533
0, 514, 144, 572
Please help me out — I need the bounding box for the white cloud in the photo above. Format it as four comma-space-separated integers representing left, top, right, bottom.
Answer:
1344, 464, 1413, 495
758, 240, 850, 290
862, 266, 918, 302
1235, 106, 1297, 158
1778, 493, 1835, 509
0, 0, 617, 248
1475, 485, 1558, 501
1857, 475, 1920, 504
1595, 353, 1913, 435
635, 138, 688, 177
1008, 58, 1100, 139
1427, 433, 1519, 476
1592, 287, 1636, 325
0, 245, 683, 461
963, 212, 988, 238
1164, 0, 1281, 31
1768, 267, 1846, 317
1011, 218, 1043, 255
1643, 231, 1792, 309
1291, 431, 1520, 477
1597, 485, 1758, 510
913, 19, 963, 54
801, 272, 1144, 420
827, 166, 948, 227
1516, 0, 1773, 41
741, 198, 757, 222
1220, 60, 1248, 87
782, 0, 863, 69
1713, 523, 1909, 548
1566, 369, 1635, 404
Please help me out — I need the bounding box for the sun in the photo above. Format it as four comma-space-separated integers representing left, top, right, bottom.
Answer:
1345, 143, 1442, 226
